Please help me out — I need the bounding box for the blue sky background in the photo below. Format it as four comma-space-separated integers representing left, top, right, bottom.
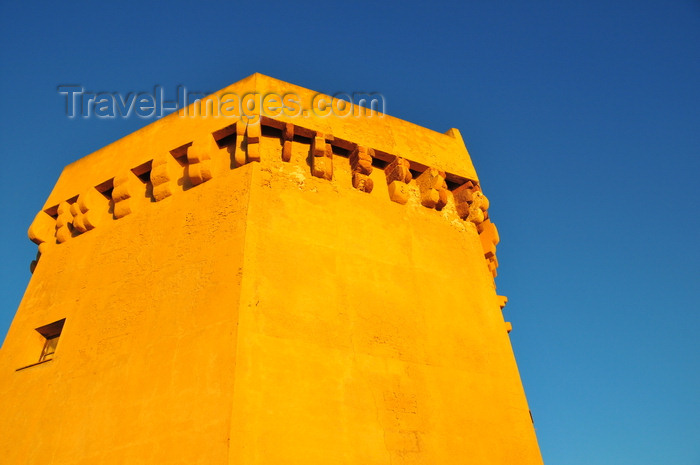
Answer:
1, 1, 698, 463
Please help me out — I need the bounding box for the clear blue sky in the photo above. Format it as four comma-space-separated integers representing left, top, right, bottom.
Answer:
1, 1, 698, 463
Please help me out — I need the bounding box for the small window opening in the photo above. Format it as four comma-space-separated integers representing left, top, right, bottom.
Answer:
36, 318, 65, 362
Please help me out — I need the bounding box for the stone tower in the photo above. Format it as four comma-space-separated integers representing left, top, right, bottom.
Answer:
0, 74, 543, 464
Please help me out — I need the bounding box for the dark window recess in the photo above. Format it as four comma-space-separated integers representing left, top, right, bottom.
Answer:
131, 161, 153, 183
36, 319, 65, 362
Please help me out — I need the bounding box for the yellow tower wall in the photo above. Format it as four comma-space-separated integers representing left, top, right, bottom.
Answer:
0, 74, 543, 464
0, 165, 253, 464
228, 136, 540, 464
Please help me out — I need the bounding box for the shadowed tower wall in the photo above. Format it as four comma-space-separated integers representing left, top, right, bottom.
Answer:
0, 74, 543, 465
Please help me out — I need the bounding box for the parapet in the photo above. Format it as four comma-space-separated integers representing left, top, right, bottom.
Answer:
28, 73, 500, 284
